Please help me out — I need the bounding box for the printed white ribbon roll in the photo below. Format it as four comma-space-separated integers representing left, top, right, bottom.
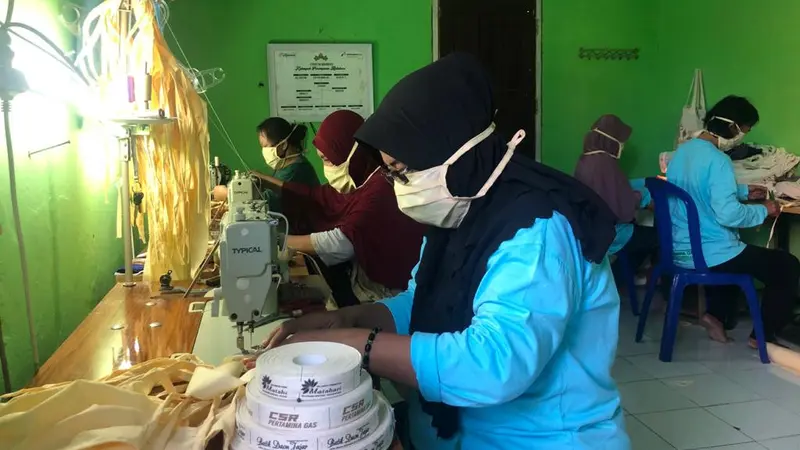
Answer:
246, 370, 374, 431
255, 342, 362, 401
352, 396, 395, 450
234, 393, 390, 450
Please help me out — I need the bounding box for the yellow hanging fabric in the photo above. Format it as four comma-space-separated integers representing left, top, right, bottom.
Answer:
134, 0, 210, 280
87, 0, 210, 280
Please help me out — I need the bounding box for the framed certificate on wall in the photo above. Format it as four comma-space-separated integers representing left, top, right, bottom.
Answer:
267, 43, 375, 123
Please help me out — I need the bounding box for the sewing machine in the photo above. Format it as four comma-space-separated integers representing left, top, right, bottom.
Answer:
208, 172, 290, 354
209, 156, 232, 191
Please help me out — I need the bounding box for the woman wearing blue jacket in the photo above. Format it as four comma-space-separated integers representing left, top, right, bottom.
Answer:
262, 54, 630, 449
666, 95, 799, 345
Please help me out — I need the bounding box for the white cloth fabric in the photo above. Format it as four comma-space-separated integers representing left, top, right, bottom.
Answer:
775, 181, 800, 200
310, 227, 355, 266
732, 145, 800, 185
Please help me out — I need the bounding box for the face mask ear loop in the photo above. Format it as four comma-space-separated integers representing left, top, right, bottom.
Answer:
275, 123, 299, 157
442, 123, 497, 166
447, 129, 526, 201
471, 130, 526, 198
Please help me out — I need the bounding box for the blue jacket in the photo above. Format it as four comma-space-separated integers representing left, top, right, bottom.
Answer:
381, 212, 630, 450
666, 138, 767, 268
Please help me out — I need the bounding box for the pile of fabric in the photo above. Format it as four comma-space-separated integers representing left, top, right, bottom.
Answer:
660, 145, 800, 187
732, 145, 800, 185
0, 355, 248, 450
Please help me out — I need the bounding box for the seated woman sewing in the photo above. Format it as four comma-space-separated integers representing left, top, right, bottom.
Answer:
574, 114, 656, 275
212, 117, 319, 231
254, 110, 426, 307
667, 95, 798, 346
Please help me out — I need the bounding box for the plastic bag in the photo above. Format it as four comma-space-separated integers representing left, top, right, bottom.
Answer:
676, 69, 707, 149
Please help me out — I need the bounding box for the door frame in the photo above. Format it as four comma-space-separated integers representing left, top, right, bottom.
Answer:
431, 0, 542, 162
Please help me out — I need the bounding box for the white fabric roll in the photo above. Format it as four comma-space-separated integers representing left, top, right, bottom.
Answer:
255, 342, 362, 401
234, 392, 391, 450
246, 370, 374, 431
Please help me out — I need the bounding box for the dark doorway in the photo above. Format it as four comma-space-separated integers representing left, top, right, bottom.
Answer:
437, 0, 538, 159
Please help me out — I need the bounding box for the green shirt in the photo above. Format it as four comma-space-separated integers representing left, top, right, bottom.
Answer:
265, 156, 320, 213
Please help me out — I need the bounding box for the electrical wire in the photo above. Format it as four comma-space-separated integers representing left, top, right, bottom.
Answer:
4, 22, 88, 85
165, 21, 249, 171
4, 26, 88, 87
3, 0, 13, 28
2, 100, 41, 370
267, 211, 290, 252
297, 251, 324, 278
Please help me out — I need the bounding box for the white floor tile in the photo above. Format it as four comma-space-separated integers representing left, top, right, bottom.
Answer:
619, 380, 697, 414
626, 354, 713, 379
614, 358, 656, 383
625, 416, 674, 450
617, 335, 663, 357
699, 444, 766, 450
723, 368, 800, 414
707, 400, 800, 441
760, 435, 800, 450
636, 408, 752, 450
699, 345, 770, 373
662, 373, 761, 407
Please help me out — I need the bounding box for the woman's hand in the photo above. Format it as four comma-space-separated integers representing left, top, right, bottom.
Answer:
211, 185, 228, 202
248, 170, 268, 181
764, 200, 782, 218
263, 310, 357, 349
748, 185, 768, 201
281, 328, 371, 352
248, 171, 284, 191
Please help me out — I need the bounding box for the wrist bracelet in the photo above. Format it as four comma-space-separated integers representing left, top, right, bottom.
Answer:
362, 327, 382, 371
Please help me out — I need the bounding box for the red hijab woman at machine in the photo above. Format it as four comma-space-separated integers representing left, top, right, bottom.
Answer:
254, 110, 426, 305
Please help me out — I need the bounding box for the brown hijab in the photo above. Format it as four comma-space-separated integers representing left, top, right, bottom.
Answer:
574, 114, 638, 223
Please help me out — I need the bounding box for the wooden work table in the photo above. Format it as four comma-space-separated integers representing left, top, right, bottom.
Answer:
30, 281, 208, 387
30, 259, 405, 449
31, 258, 311, 387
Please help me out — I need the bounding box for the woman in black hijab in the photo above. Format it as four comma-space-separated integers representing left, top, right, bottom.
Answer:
263, 53, 630, 450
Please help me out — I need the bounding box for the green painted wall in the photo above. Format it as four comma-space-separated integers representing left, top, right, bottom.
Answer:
0, 0, 120, 389
166, 0, 433, 177
651, 0, 800, 160
540, 0, 658, 176
542, 0, 800, 180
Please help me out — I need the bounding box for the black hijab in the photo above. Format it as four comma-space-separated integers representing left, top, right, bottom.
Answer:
355, 53, 617, 439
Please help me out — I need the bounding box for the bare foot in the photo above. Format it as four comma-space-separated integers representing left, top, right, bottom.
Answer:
750, 338, 788, 350
701, 314, 732, 343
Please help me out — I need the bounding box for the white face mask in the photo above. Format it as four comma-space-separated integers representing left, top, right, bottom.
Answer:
323, 143, 358, 194
261, 125, 298, 170
393, 124, 526, 228
708, 116, 745, 151
262, 146, 283, 169
583, 129, 625, 158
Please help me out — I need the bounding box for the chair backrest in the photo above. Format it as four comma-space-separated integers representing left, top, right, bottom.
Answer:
645, 177, 710, 272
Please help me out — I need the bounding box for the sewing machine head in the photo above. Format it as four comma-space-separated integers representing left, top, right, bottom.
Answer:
215, 200, 284, 351
209, 156, 233, 192
227, 170, 259, 206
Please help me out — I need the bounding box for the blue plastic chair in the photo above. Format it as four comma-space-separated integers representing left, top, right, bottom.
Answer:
615, 250, 641, 316
636, 177, 770, 364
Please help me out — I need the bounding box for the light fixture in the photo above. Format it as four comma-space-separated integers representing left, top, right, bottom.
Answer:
0, 27, 28, 100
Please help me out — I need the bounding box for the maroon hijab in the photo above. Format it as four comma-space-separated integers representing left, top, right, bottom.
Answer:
283, 110, 425, 290
573, 114, 638, 223
313, 110, 376, 186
